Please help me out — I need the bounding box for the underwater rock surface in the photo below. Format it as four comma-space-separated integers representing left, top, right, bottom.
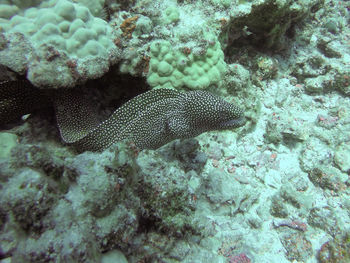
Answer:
0, 0, 350, 262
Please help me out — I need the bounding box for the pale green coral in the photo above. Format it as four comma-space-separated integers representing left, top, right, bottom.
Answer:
147, 35, 226, 90
0, 0, 113, 58
0, 0, 117, 87
0, 132, 18, 158
162, 6, 180, 24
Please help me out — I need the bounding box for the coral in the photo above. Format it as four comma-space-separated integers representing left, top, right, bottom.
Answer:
334, 142, 350, 172
290, 36, 349, 96
280, 232, 313, 261
307, 167, 346, 192
270, 184, 312, 219
160, 138, 208, 173
0, 0, 118, 88
133, 15, 153, 37
204, 167, 259, 212
317, 37, 342, 58
100, 250, 128, 263
264, 110, 310, 145
0, 132, 18, 158
332, 68, 350, 96
253, 55, 278, 83
162, 6, 180, 24
117, 15, 153, 76
270, 195, 289, 218
0, 168, 57, 233
1, 142, 139, 262
308, 206, 340, 235
218, 236, 253, 263
1, 0, 349, 262
110, 1, 228, 85
0, 0, 45, 10
318, 232, 350, 263
147, 35, 226, 89
223, 0, 324, 50
120, 15, 139, 38
74, 0, 106, 17
135, 148, 201, 235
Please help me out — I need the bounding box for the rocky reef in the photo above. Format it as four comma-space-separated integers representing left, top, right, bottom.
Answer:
0, 0, 350, 262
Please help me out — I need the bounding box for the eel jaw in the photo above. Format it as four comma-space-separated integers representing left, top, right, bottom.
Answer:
219, 116, 246, 129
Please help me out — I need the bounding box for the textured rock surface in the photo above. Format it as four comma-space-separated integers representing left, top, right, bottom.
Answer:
1, 0, 350, 262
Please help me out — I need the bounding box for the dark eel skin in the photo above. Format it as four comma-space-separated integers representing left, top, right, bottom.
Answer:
0, 80, 246, 152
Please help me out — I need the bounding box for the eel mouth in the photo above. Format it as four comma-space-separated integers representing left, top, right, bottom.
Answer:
220, 116, 246, 128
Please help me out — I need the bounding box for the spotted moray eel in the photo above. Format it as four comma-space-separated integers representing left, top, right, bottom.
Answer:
0, 80, 246, 152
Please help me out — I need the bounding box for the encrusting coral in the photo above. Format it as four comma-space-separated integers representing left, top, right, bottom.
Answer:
0, 0, 118, 88
0, 80, 246, 152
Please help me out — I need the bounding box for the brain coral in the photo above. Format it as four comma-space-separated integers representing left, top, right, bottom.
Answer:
0, 0, 118, 88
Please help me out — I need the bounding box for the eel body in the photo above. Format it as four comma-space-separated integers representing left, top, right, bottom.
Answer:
0, 80, 246, 152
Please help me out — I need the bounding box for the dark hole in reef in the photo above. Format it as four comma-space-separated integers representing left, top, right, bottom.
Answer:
83, 65, 150, 120
286, 24, 296, 39
137, 215, 162, 233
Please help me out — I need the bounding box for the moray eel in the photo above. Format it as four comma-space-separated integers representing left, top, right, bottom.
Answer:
0, 80, 50, 125
0, 80, 246, 152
